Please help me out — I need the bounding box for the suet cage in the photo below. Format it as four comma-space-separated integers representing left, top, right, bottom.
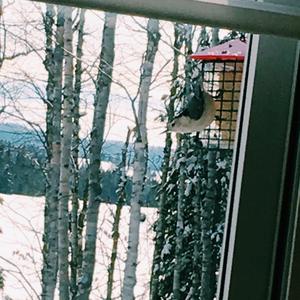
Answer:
191, 39, 247, 150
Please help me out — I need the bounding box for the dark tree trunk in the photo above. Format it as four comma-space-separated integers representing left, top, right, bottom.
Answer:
150, 22, 183, 300
200, 150, 217, 300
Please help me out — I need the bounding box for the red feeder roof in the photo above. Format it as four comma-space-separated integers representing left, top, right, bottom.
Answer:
190, 39, 247, 61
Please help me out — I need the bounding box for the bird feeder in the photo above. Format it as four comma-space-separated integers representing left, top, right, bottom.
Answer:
190, 38, 247, 150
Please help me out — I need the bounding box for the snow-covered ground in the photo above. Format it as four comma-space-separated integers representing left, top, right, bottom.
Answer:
0, 194, 157, 300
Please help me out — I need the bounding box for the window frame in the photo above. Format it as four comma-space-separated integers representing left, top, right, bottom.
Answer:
217, 34, 300, 300
32, 0, 300, 39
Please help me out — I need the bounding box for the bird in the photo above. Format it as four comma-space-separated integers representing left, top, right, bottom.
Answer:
169, 84, 216, 133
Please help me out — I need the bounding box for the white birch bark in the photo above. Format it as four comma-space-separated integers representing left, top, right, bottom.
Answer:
42, 5, 56, 299
58, 6, 73, 300
0, 0, 3, 70
122, 19, 160, 300
76, 12, 117, 300
43, 4, 55, 156
106, 129, 131, 300
70, 9, 85, 298
42, 6, 64, 300
77, 180, 88, 279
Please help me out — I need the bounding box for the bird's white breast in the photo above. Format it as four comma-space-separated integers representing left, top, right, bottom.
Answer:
171, 93, 216, 133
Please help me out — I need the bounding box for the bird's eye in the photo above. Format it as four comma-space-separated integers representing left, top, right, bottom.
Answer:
171, 121, 175, 127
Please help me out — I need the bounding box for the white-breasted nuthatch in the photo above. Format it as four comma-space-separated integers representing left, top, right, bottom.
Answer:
170, 85, 216, 134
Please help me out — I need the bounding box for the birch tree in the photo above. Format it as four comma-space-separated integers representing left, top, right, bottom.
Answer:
0, 0, 3, 71
58, 6, 73, 299
106, 129, 131, 300
76, 12, 117, 300
70, 9, 85, 298
42, 5, 64, 299
122, 18, 160, 300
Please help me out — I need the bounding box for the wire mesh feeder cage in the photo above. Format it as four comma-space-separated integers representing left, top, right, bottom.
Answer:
191, 38, 247, 150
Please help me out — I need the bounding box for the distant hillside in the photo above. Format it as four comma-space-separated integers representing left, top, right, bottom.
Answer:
0, 123, 164, 169
0, 123, 42, 147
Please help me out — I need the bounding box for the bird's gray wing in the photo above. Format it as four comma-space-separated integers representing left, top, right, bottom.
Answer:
176, 93, 204, 120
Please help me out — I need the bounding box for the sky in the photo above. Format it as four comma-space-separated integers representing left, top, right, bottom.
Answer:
0, 0, 229, 147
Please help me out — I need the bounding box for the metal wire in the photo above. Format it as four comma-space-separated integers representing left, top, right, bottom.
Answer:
200, 60, 243, 150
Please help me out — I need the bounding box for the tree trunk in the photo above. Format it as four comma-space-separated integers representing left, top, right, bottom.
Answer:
172, 138, 186, 300
42, 6, 64, 300
211, 27, 220, 46
200, 150, 217, 300
196, 26, 210, 52
76, 12, 117, 300
191, 146, 203, 298
172, 27, 192, 298
150, 22, 183, 300
43, 4, 55, 158
58, 6, 73, 300
70, 9, 85, 299
122, 18, 160, 300
106, 129, 131, 300
122, 141, 145, 300
0, 0, 3, 69
77, 176, 89, 278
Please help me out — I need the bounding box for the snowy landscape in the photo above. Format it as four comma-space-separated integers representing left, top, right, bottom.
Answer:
0, 194, 157, 299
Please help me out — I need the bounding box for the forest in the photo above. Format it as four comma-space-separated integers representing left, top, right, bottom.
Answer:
0, 1, 240, 299
0, 125, 161, 204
